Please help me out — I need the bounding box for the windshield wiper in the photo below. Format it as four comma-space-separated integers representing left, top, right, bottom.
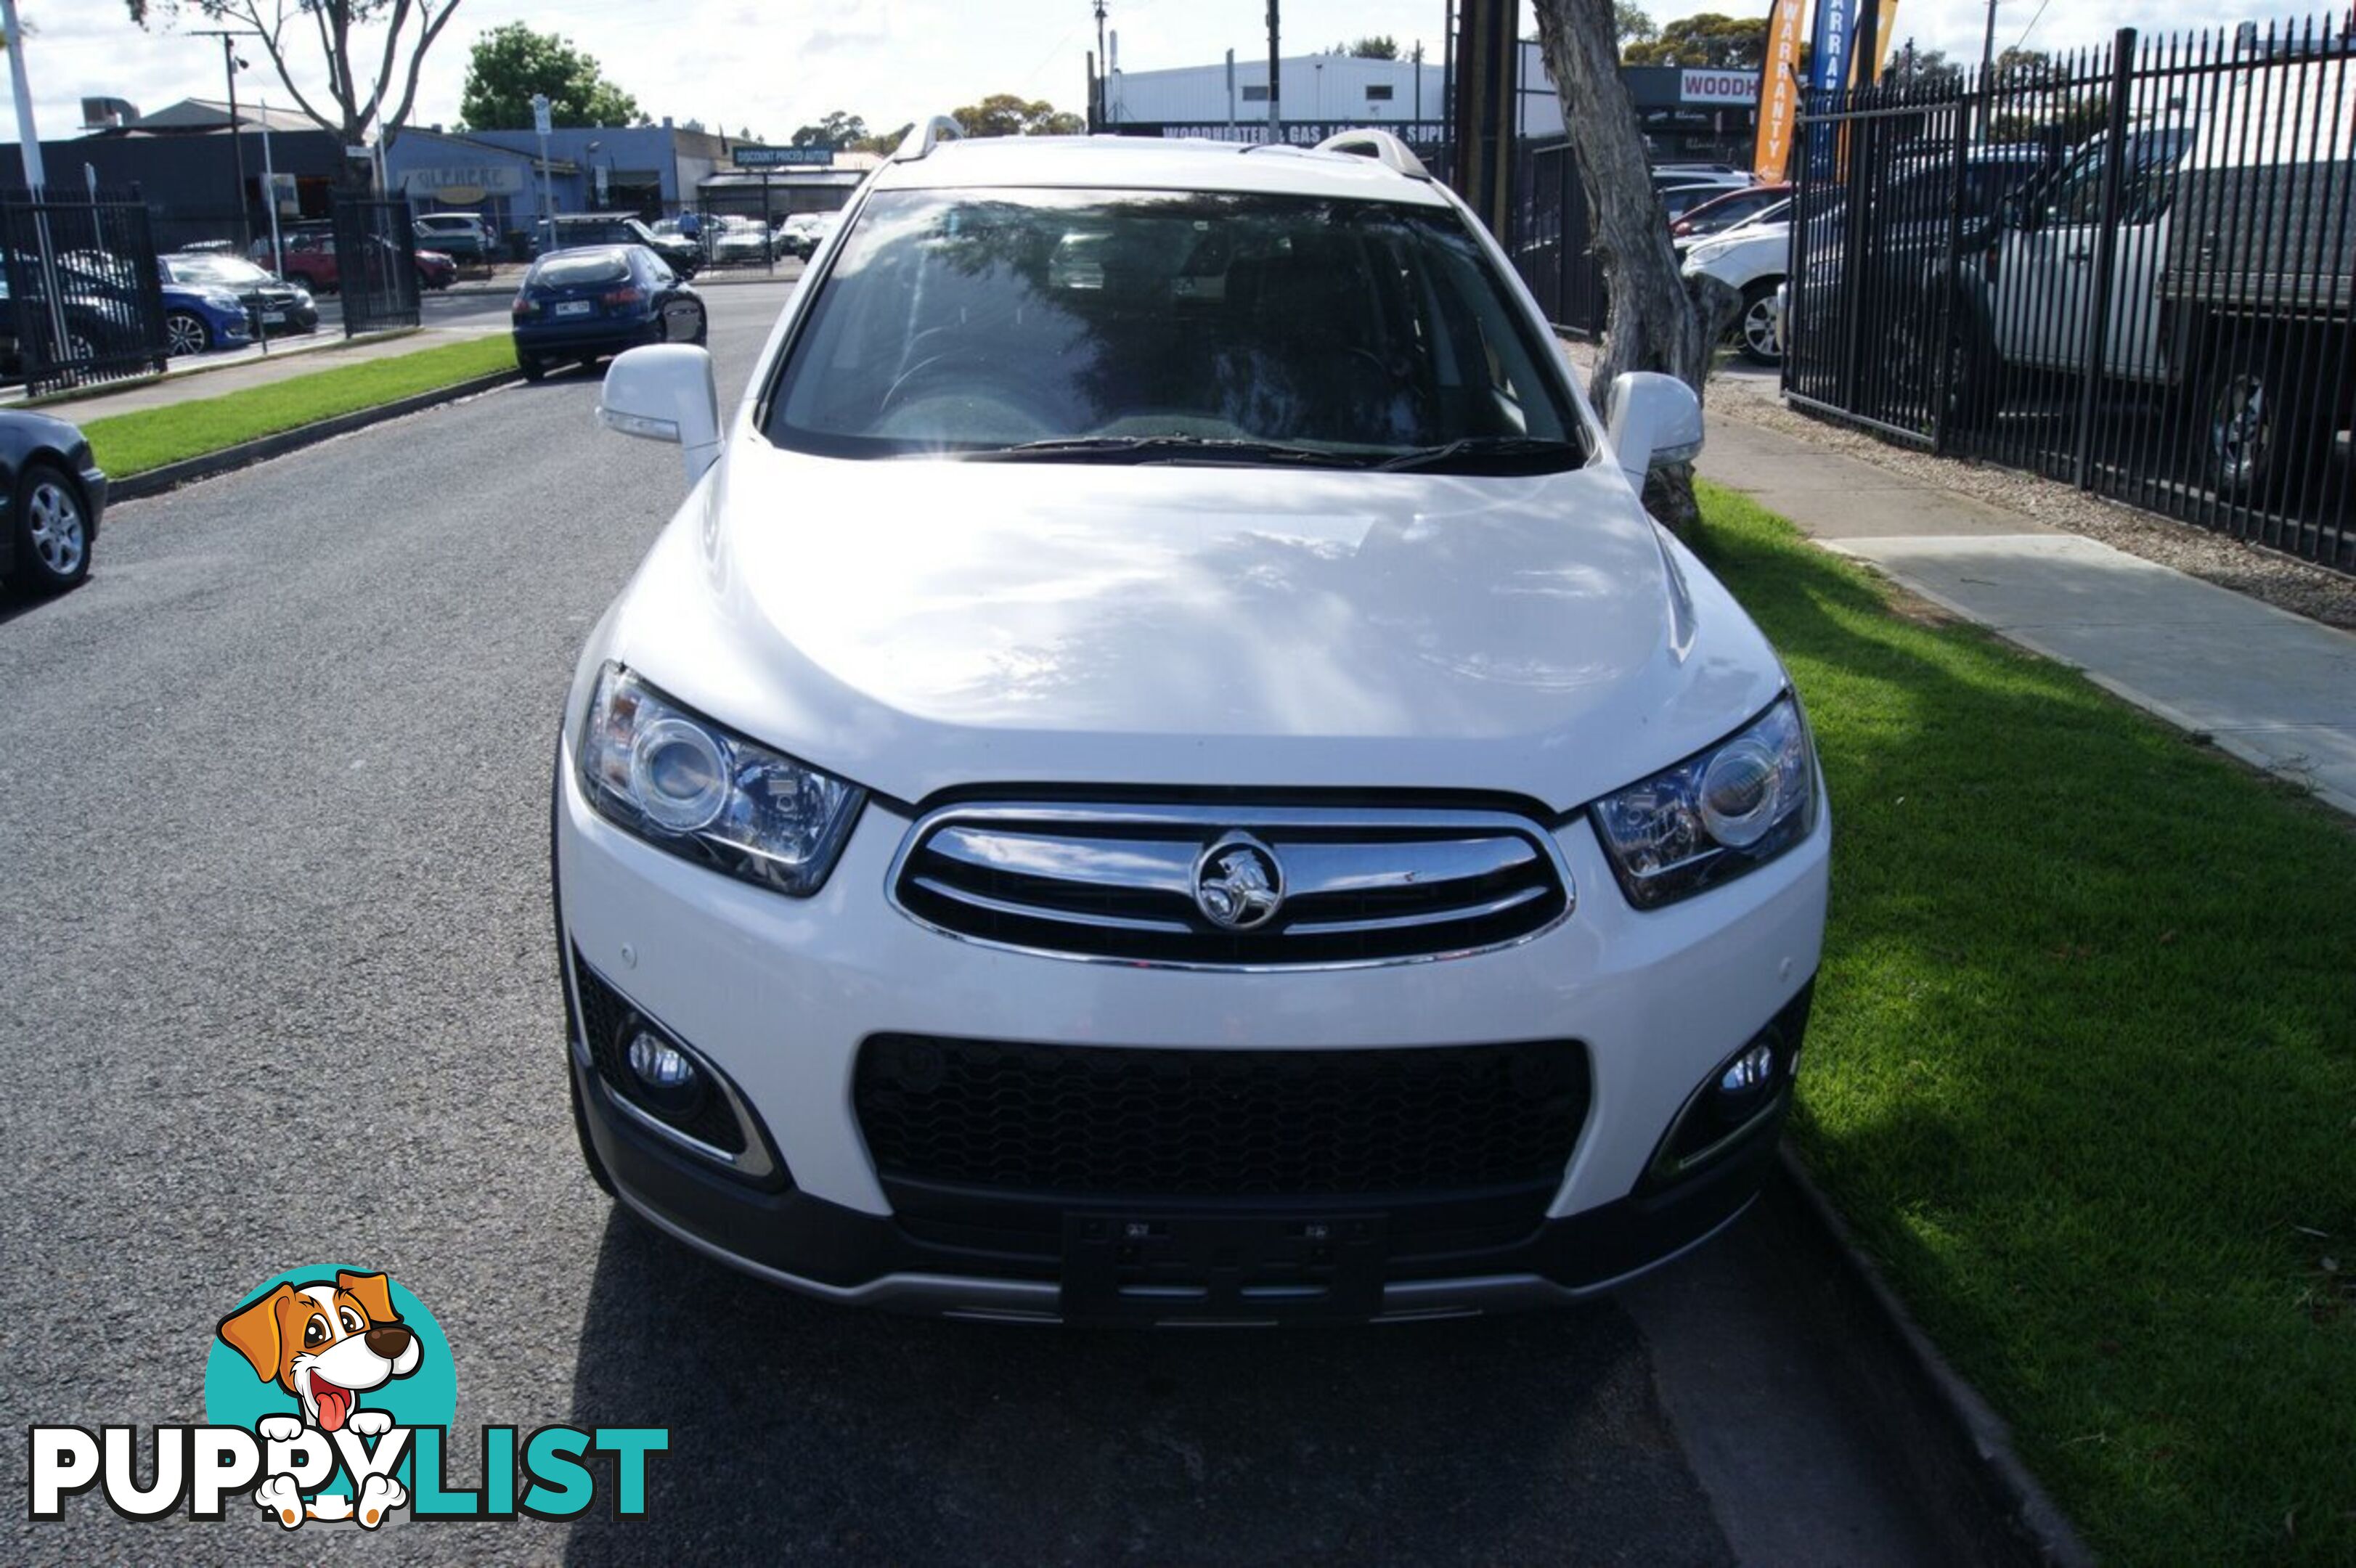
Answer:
1374, 436, 1585, 473
955, 435, 1369, 467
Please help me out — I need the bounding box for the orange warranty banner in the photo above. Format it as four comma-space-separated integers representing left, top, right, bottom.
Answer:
1753, 0, 1807, 181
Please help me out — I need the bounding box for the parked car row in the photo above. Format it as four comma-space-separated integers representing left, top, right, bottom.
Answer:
1679, 147, 2048, 368
533, 213, 702, 278
0, 245, 322, 382
250, 224, 457, 294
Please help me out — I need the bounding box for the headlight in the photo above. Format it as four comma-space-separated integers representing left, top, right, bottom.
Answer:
1590, 695, 1817, 909
576, 664, 864, 897
202, 289, 245, 310
290, 285, 314, 306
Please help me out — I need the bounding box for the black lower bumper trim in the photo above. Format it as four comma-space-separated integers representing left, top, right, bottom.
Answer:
575, 1058, 1789, 1315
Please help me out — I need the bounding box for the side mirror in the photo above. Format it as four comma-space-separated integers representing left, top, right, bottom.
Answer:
598, 344, 722, 488
1603, 371, 1705, 481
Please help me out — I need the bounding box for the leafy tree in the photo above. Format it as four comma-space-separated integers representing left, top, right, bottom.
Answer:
1346, 35, 1399, 60
950, 94, 1085, 138
1885, 43, 1962, 90
1616, 2, 1658, 52
457, 23, 639, 130
124, 0, 465, 186
852, 123, 916, 155
791, 110, 869, 149
1623, 12, 1768, 70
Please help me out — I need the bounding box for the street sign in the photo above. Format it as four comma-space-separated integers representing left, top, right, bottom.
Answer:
531, 94, 553, 137
734, 145, 833, 168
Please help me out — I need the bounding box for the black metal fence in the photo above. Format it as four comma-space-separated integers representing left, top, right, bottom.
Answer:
1785, 15, 2356, 572
1509, 141, 1609, 336
0, 189, 167, 396
329, 197, 421, 335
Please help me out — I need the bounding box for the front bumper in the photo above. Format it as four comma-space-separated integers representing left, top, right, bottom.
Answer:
554, 754, 1830, 1320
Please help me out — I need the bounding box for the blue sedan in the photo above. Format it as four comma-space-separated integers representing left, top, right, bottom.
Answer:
511, 245, 706, 381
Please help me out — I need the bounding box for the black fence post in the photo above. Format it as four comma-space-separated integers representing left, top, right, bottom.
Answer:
1930, 83, 1974, 454
1835, 87, 1875, 412
2072, 28, 2138, 489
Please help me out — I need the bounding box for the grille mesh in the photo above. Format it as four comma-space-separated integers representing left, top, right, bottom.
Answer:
855, 1034, 1588, 1198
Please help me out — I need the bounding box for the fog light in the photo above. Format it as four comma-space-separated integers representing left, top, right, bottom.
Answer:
1642, 983, 1814, 1191
627, 1029, 702, 1113
1719, 1043, 1776, 1096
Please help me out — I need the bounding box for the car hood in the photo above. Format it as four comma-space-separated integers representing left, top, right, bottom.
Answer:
606, 444, 1786, 813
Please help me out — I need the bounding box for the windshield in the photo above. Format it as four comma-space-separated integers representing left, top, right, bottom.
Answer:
166, 255, 274, 286
763, 188, 1583, 465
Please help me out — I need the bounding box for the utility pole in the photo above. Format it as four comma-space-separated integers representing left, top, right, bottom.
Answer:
1978, 0, 2002, 137
1094, 0, 1109, 128
0, 0, 73, 372
260, 96, 284, 354
531, 92, 554, 245
1266, 0, 1281, 141
192, 30, 256, 250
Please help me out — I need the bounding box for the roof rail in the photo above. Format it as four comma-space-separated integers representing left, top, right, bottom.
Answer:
892, 115, 964, 162
1312, 128, 1431, 181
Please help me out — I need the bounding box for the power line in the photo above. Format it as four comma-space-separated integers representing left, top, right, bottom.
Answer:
2011, 0, 2055, 54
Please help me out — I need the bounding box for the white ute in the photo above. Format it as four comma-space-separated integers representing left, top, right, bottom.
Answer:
554, 121, 1830, 1323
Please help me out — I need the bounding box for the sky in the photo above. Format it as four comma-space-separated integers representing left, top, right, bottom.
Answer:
7, 0, 2331, 152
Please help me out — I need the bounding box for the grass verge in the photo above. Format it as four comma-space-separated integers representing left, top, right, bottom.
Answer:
1689, 481, 2356, 1564
81, 336, 518, 477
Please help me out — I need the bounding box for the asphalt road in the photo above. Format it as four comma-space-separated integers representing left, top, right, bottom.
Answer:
0, 280, 1952, 1565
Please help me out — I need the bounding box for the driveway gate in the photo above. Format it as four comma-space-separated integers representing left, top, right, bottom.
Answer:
0, 189, 166, 396
330, 197, 422, 335
1508, 142, 1607, 338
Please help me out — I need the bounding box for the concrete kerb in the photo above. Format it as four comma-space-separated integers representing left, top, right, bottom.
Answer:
1772, 1148, 2098, 1567
107, 366, 523, 503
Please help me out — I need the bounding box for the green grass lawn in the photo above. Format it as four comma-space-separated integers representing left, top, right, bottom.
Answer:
1690, 482, 2356, 1564
81, 336, 518, 478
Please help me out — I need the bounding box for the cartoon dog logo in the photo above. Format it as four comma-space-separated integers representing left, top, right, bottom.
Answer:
216, 1270, 419, 1527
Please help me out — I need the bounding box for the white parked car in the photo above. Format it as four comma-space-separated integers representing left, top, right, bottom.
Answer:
558, 123, 1830, 1323
1681, 201, 1791, 367
707, 215, 779, 265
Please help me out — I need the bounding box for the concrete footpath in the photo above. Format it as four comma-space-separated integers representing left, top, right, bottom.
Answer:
1700, 417, 2356, 817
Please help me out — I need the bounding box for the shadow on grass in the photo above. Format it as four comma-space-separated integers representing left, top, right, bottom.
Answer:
1689, 483, 2356, 1565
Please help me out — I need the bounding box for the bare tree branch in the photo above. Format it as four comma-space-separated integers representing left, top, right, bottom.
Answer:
128, 0, 466, 184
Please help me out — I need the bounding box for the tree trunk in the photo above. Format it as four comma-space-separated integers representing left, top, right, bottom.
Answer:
1528, 0, 1725, 535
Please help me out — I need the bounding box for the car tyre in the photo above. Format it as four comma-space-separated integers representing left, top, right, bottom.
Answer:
162, 309, 213, 358
2201, 331, 2325, 502
9, 460, 92, 595
1735, 279, 1784, 368
519, 354, 547, 383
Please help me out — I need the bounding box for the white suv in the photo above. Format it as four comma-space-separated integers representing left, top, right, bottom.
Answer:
558, 122, 1829, 1323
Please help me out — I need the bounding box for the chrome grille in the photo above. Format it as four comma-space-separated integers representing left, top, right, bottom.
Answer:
889, 804, 1572, 968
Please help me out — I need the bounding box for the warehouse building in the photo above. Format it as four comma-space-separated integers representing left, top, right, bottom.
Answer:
1101, 45, 1758, 163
